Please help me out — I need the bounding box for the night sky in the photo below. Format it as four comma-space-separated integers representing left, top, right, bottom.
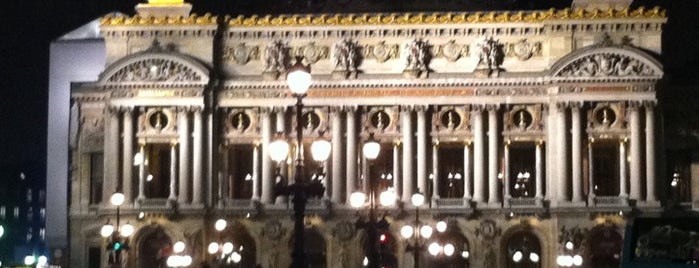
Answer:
0, 0, 696, 172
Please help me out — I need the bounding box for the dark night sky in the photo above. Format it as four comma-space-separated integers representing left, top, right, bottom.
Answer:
0, 0, 696, 172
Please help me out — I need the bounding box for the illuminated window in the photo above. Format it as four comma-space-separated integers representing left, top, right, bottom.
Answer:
14, 206, 19, 219
40, 208, 46, 221
0, 206, 5, 219
27, 189, 32, 203
40, 228, 45, 241
27, 207, 33, 221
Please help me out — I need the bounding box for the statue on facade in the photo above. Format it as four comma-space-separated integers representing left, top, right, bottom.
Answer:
473, 37, 503, 77
263, 40, 287, 80
403, 38, 430, 78
332, 39, 360, 79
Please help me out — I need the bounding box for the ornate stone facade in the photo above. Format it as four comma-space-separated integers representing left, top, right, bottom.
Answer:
66, 1, 667, 268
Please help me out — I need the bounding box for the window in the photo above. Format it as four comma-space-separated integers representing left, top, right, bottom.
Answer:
0, 206, 5, 219
228, 145, 254, 199
591, 142, 620, 196
364, 145, 394, 196
40, 228, 45, 241
27, 189, 32, 203
40, 208, 46, 221
437, 144, 465, 198
89, 153, 104, 204
13, 206, 19, 219
27, 207, 33, 221
509, 144, 536, 198
145, 144, 172, 199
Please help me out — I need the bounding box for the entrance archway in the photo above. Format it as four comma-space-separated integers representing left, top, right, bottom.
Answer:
586, 226, 622, 268
504, 231, 542, 268
137, 226, 172, 268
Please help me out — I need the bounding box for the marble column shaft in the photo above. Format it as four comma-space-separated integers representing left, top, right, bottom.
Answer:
331, 108, 344, 203
122, 109, 134, 204
177, 109, 190, 204
645, 103, 657, 202
192, 108, 203, 205
472, 108, 485, 203
402, 107, 415, 201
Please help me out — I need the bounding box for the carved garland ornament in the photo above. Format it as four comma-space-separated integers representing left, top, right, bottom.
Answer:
108, 58, 203, 82
223, 43, 260, 65
555, 53, 655, 77
364, 41, 399, 63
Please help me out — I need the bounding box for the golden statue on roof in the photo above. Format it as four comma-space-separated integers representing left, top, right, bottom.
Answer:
147, 0, 184, 5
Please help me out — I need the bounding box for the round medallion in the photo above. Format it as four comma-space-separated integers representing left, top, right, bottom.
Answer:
148, 110, 169, 129
440, 109, 461, 129
370, 110, 390, 130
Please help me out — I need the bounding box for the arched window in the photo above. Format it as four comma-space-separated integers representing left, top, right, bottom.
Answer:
586, 226, 622, 268
305, 229, 327, 268
137, 227, 172, 268
220, 224, 257, 267
505, 231, 542, 268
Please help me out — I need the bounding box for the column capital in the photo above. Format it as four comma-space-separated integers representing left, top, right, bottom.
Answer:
258, 106, 273, 114
643, 101, 657, 110
343, 105, 358, 113
554, 102, 568, 111
273, 106, 288, 113
106, 105, 121, 114
485, 104, 499, 112
400, 105, 414, 112
414, 105, 428, 112
627, 101, 642, 110
329, 106, 344, 113
569, 101, 583, 110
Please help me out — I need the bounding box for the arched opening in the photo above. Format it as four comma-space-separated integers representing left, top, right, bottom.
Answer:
362, 230, 397, 268
136, 226, 172, 268
504, 230, 542, 268
216, 224, 257, 267
586, 226, 622, 268
290, 229, 327, 268
426, 232, 470, 268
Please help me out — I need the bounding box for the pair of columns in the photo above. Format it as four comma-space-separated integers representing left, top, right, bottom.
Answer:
103, 106, 204, 207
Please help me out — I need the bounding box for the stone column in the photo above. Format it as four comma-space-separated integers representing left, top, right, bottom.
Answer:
137, 144, 146, 202
393, 142, 401, 199
402, 106, 415, 201
504, 142, 511, 200
619, 139, 628, 198
432, 141, 440, 199
331, 107, 344, 204
122, 108, 134, 204
252, 144, 261, 200
104, 106, 120, 203
345, 107, 358, 203
168, 143, 178, 204
463, 142, 472, 200
645, 102, 657, 203
629, 102, 642, 200
177, 108, 190, 205
487, 105, 499, 204
588, 142, 595, 204
545, 105, 555, 201
472, 106, 485, 203
220, 146, 229, 207
535, 141, 543, 200
260, 108, 273, 204
556, 103, 569, 203
275, 107, 288, 205
571, 103, 583, 203
416, 106, 428, 196
192, 108, 203, 206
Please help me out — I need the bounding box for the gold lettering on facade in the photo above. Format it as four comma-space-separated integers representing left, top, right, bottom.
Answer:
137, 89, 177, 97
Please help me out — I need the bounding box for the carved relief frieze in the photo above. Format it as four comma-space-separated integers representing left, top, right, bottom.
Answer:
107, 58, 203, 83
223, 43, 260, 65
474, 87, 545, 96
291, 42, 329, 64
555, 53, 656, 77
364, 41, 399, 63
506, 39, 542, 61
435, 40, 468, 62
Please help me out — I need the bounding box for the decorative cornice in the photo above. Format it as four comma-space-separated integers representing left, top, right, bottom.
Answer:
100, 7, 664, 27
226, 7, 663, 27
100, 13, 217, 26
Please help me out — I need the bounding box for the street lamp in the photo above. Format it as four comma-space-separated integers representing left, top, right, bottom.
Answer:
101, 192, 134, 267
400, 192, 450, 268
351, 135, 396, 268
208, 219, 247, 267
268, 56, 331, 268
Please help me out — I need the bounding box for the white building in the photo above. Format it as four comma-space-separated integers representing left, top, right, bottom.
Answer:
49, 0, 673, 267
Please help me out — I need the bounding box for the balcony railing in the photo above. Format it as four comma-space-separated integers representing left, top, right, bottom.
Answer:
507, 197, 540, 208
592, 196, 628, 207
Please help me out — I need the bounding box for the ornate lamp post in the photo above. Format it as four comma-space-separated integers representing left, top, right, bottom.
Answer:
207, 219, 245, 267
100, 192, 135, 268
268, 56, 331, 268
399, 192, 450, 268
350, 135, 396, 268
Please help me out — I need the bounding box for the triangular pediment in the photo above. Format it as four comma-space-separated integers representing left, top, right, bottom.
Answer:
549, 45, 663, 80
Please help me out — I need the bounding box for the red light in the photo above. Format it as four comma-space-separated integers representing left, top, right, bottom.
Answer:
379, 234, 387, 243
